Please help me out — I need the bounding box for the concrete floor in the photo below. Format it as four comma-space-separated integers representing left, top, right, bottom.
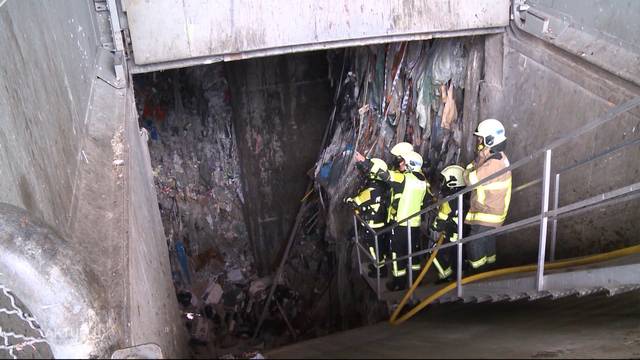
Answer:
268, 291, 640, 358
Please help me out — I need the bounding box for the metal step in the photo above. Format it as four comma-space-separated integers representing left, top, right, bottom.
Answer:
366, 259, 640, 307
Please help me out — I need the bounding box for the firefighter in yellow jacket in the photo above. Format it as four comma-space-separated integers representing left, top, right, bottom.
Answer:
345, 158, 390, 277
386, 149, 429, 291
464, 119, 512, 271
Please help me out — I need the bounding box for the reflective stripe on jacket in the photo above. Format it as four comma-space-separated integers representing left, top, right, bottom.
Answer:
350, 182, 387, 229
464, 151, 512, 227
435, 200, 459, 241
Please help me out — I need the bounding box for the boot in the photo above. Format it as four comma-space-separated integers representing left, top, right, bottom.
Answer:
368, 265, 388, 278
386, 277, 407, 292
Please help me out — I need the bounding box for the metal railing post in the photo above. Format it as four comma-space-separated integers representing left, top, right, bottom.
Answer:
457, 194, 464, 298
353, 215, 363, 275
374, 234, 381, 298
550, 173, 560, 261
407, 221, 413, 289
536, 149, 552, 291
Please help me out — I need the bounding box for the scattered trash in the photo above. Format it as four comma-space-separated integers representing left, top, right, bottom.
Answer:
249, 277, 272, 297
190, 315, 210, 344
203, 282, 223, 305
227, 268, 244, 283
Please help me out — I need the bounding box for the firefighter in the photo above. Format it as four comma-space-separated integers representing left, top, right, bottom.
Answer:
430, 165, 467, 282
386, 150, 429, 291
345, 158, 390, 277
463, 119, 512, 271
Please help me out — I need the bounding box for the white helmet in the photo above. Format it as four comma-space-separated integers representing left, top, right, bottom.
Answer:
440, 165, 465, 189
390, 142, 414, 157
403, 151, 423, 172
474, 119, 506, 148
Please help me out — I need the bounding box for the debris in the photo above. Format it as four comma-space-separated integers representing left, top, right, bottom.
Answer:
440, 82, 457, 130
227, 268, 244, 283
249, 277, 272, 297
203, 282, 223, 305
190, 315, 210, 344
110, 343, 164, 359
175, 241, 192, 286
177, 291, 192, 307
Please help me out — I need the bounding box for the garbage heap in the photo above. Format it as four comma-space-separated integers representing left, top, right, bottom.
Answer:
133, 65, 328, 354
317, 39, 468, 224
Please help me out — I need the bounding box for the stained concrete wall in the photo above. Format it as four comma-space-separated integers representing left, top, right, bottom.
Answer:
0, 0, 98, 235
227, 52, 331, 275
126, 91, 189, 356
125, 0, 509, 67
0, 0, 185, 356
481, 29, 640, 265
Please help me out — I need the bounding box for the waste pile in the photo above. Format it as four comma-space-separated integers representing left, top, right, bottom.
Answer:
133, 65, 326, 355
316, 39, 469, 221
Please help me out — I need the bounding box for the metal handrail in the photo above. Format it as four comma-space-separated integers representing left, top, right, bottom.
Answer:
359, 181, 640, 266
512, 136, 640, 195
351, 97, 640, 298
372, 96, 640, 237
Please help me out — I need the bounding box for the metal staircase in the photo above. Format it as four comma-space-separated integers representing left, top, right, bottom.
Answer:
353, 97, 640, 308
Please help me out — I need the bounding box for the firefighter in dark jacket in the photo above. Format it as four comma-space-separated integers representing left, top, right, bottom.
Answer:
430, 165, 467, 282
345, 158, 390, 277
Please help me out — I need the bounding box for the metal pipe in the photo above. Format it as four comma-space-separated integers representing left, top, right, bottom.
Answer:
457, 194, 464, 298
407, 222, 413, 290
353, 215, 363, 275
550, 173, 560, 261
536, 150, 552, 291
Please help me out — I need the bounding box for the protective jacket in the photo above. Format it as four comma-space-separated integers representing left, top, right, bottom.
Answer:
464, 150, 512, 228
387, 170, 429, 227
348, 180, 388, 229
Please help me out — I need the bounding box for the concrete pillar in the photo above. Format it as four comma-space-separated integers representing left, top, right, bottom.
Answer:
226, 53, 331, 275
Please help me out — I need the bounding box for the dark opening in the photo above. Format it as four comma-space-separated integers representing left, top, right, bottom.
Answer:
131, 37, 483, 357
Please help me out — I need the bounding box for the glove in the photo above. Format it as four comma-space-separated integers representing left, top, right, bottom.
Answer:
356, 158, 373, 174
443, 219, 458, 236
431, 219, 445, 232
375, 168, 390, 182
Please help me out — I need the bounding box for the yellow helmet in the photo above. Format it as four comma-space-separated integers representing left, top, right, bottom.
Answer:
390, 142, 414, 158
368, 158, 388, 180
440, 165, 465, 188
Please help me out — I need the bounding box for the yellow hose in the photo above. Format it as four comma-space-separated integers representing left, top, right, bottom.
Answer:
390, 243, 640, 325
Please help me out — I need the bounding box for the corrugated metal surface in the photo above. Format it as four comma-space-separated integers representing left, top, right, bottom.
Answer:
124, 0, 509, 66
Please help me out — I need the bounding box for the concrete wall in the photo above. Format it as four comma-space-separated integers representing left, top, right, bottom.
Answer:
227, 52, 331, 275
126, 91, 188, 357
0, 0, 98, 235
481, 29, 640, 265
0, 1, 185, 356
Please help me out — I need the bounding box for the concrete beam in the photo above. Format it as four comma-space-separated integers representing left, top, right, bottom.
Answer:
124, 0, 509, 70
